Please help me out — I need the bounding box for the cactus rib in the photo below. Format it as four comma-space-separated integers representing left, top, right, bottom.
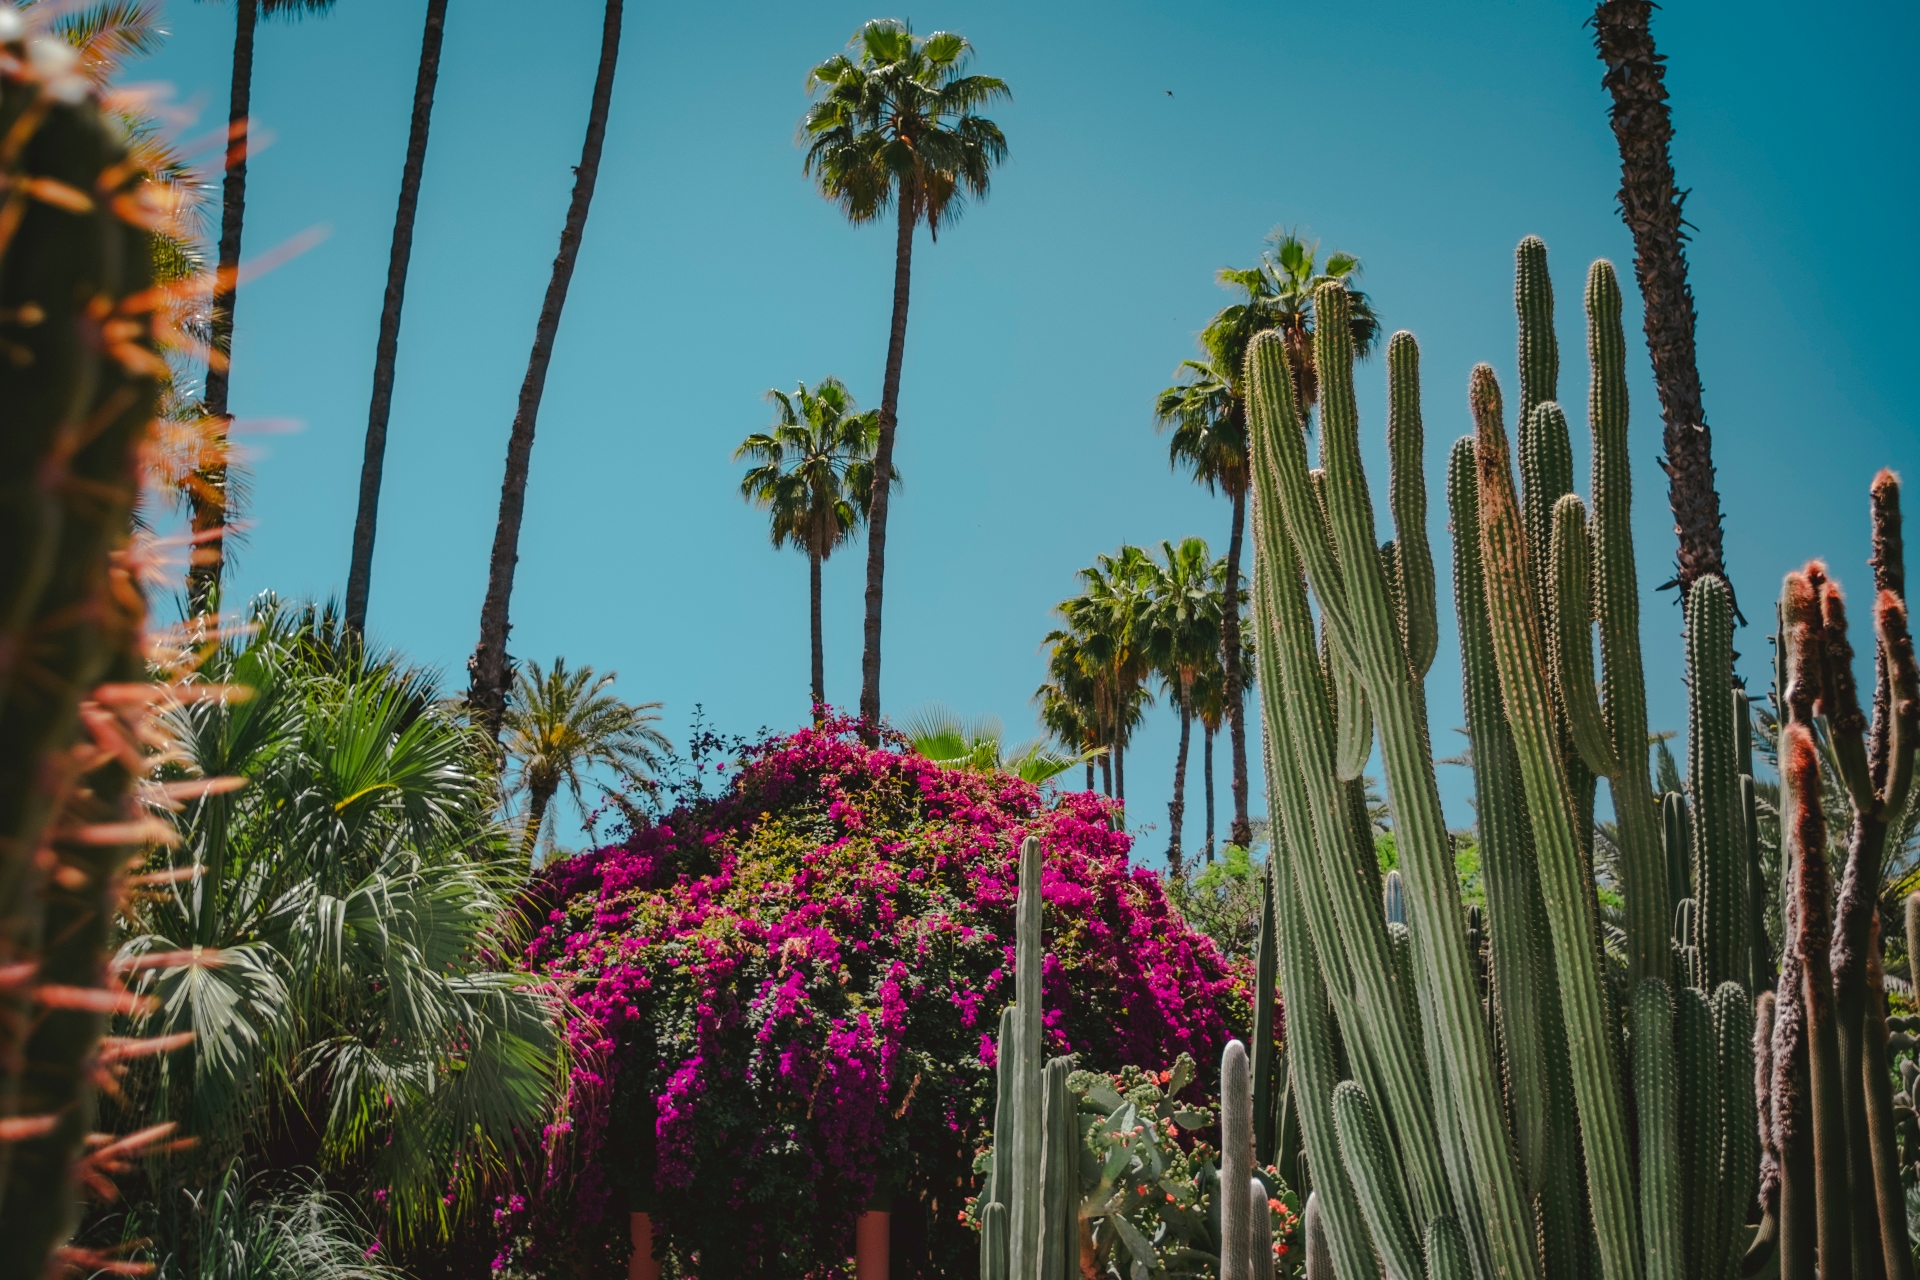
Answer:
1549, 494, 1618, 776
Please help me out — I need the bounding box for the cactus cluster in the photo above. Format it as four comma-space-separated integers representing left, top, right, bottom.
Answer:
1243, 236, 1768, 1280
1754, 500, 1918, 1280
0, 16, 169, 1273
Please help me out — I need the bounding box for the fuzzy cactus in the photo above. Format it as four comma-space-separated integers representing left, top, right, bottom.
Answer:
1220, 1039, 1253, 1280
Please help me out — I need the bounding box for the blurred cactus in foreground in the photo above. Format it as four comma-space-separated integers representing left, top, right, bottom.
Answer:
0, 7, 185, 1271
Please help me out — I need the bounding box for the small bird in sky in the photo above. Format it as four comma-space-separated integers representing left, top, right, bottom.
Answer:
1165, 89, 1174, 97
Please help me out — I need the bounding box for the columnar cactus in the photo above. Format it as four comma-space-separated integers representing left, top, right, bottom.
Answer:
1242, 236, 1791, 1280
0, 18, 165, 1269
1220, 1039, 1253, 1280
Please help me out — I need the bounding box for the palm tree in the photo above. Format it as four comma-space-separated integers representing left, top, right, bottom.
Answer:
1053, 548, 1157, 806
1144, 538, 1223, 880
120, 601, 566, 1246
899, 703, 1092, 785
501, 657, 668, 859
1593, 1, 1729, 610
1035, 639, 1105, 794
344, 0, 450, 636
1189, 656, 1225, 864
188, 0, 337, 617
1154, 230, 1375, 848
469, 0, 624, 740
802, 20, 1008, 739
735, 378, 886, 717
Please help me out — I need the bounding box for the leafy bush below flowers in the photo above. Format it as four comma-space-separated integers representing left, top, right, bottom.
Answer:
496, 716, 1249, 1278
967, 1056, 1301, 1280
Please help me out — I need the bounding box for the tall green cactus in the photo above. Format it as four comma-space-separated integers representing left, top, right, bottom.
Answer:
0, 28, 163, 1268
1686, 576, 1746, 991
1468, 361, 1640, 1280
1584, 262, 1668, 987
1252, 868, 1279, 1165
1221, 1039, 1253, 1280
1249, 287, 1539, 1280
1008, 834, 1046, 1275
1243, 236, 1790, 1280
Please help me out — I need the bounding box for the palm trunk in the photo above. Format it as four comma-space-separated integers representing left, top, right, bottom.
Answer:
1084, 758, 1094, 792
809, 547, 824, 720
1100, 744, 1112, 797
1168, 690, 1191, 880
188, 0, 259, 617
858, 197, 916, 741
1593, 0, 1729, 611
1114, 738, 1125, 806
468, 0, 623, 739
346, 0, 449, 635
1223, 486, 1251, 846
1203, 725, 1216, 863
524, 779, 557, 860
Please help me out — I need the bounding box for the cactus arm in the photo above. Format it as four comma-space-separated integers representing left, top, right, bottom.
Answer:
1549, 495, 1618, 776
1388, 331, 1438, 678
1629, 980, 1684, 1280
1333, 1081, 1426, 1280
1261, 307, 1537, 1275
1269, 803, 1381, 1280
1333, 638, 1374, 783
1250, 1177, 1276, 1280
1009, 835, 1046, 1275
1585, 261, 1668, 986
1673, 986, 1722, 1280
1712, 984, 1761, 1280
1279, 295, 1540, 1280
1861, 940, 1915, 1280
1252, 871, 1278, 1165
1521, 402, 1576, 640
981, 1002, 1016, 1278
1783, 723, 1853, 1280
1515, 236, 1560, 429
1445, 440, 1552, 1180
1222, 1041, 1254, 1280
1038, 1057, 1074, 1280
1247, 483, 1454, 1223
981, 1202, 1009, 1280
1686, 575, 1747, 991
1425, 1215, 1473, 1280
1469, 362, 1641, 1280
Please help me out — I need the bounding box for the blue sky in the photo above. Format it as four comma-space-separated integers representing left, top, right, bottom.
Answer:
134, 0, 1918, 860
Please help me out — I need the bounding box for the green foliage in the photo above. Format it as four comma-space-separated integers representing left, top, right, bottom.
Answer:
734, 376, 885, 560
114, 601, 566, 1247
1174, 843, 1266, 963
501, 655, 666, 857
802, 19, 1009, 235
901, 702, 1092, 784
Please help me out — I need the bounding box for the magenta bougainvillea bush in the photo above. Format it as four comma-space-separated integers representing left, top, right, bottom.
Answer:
497, 717, 1249, 1278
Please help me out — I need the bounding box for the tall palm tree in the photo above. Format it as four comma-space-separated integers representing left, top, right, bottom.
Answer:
1054, 547, 1157, 806
1593, 0, 1729, 611
469, 0, 624, 740
1034, 673, 1102, 793
1189, 656, 1225, 864
501, 658, 667, 859
1154, 231, 1375, 848
188, 0, 337, 617
802, 20, 1008, 739
734, 378, 885, 717
345, 0, 450, 636
1144, 538, 1223, 880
